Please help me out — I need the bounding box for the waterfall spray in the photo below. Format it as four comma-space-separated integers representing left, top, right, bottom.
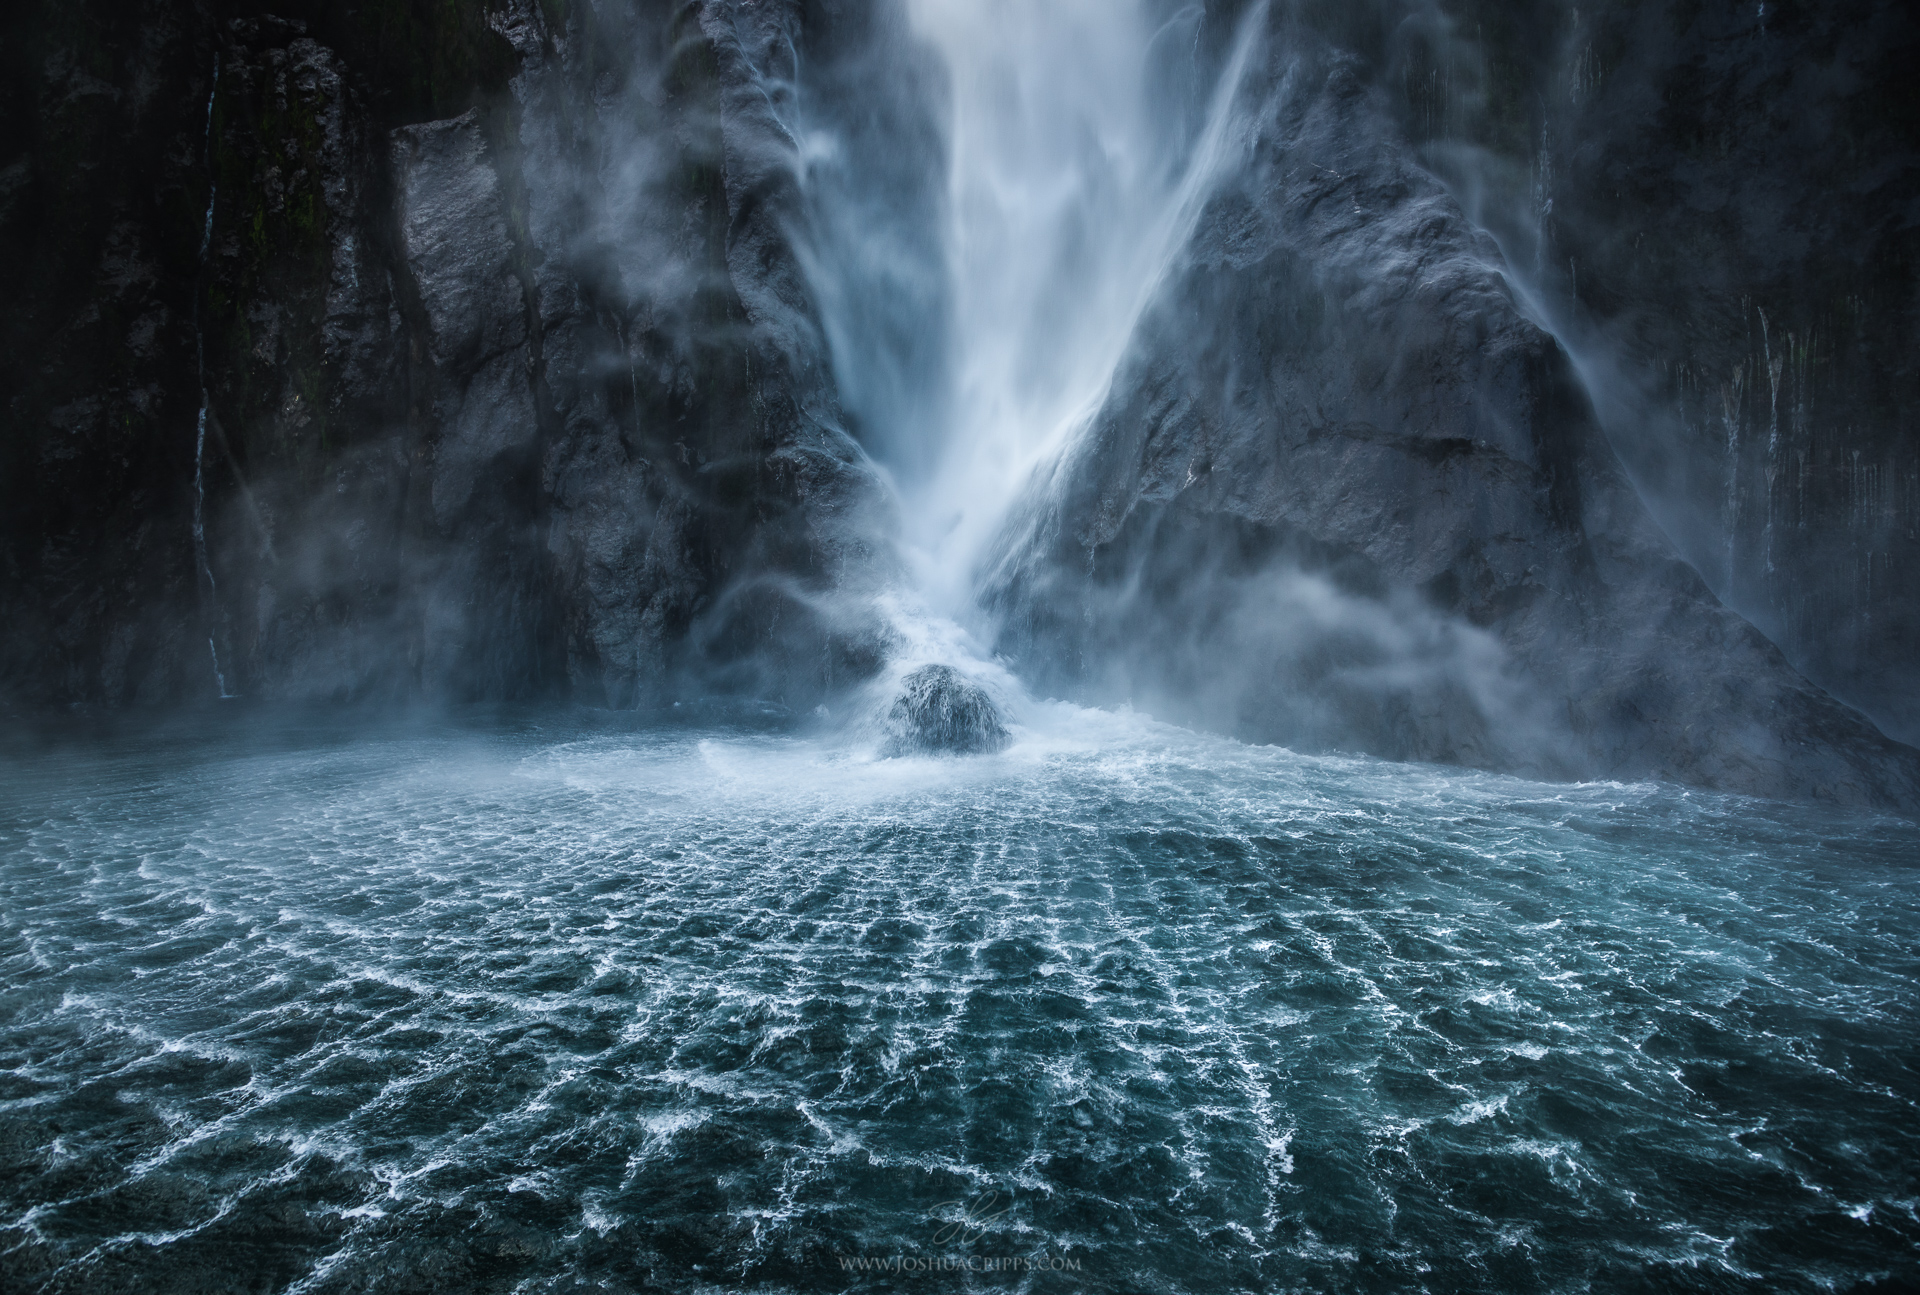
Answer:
794, 0, 1264, 722
896, 0, 1264, 619
1722, 363, 1746, 593
1761, 307, 1782, 585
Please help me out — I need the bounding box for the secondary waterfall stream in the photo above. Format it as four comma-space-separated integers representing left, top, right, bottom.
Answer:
191, 53, 233, 701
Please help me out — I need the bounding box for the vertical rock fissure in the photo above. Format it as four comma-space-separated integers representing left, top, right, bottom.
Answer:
374, 126, 445, 697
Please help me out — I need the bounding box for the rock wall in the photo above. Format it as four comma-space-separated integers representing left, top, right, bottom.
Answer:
2, 0, 1915, 806
1380, 0, 1920, 745
984, 4, 1920, 807
0, 0, 890, 713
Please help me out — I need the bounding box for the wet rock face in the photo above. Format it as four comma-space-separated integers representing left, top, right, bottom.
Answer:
2, 0, 1915, 807
1533, 0, 1920, 746
0, 0, 892, 713
983, 14, 1920, 810
882, 665, 1011, 757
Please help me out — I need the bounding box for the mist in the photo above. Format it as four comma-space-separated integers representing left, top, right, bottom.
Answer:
764, 0, 1584, 773
1, 0, 1905, 806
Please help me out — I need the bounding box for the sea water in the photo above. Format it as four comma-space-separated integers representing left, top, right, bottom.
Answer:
2, 708, 1916, 1292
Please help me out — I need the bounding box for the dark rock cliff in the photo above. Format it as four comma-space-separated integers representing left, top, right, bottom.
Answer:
0, 0, 890, 713
984, 3, 1920, 807
1382, 0, 1920, 745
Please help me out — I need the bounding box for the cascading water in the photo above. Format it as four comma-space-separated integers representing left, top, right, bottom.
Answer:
792, 0, 1263, 738
885, 0, 1259, 616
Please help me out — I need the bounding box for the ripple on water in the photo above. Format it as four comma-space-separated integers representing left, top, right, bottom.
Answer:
0, 712, 1916, 1293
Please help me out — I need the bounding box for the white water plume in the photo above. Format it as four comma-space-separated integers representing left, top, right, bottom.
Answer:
801, 0, 1265, 638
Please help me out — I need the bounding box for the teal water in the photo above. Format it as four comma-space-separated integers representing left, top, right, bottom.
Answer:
2, 709, 1916, 1293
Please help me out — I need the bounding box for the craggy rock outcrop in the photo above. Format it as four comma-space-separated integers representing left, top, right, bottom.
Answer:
881, 665, 1011, 757
985, 11, 1920, 807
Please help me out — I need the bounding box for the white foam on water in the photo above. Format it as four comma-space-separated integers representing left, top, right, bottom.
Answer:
2, 717, 1916, 1290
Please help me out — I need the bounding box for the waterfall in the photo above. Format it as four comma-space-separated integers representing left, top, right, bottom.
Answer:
795, 0, 1263, 667
1722, 363, 1746, 593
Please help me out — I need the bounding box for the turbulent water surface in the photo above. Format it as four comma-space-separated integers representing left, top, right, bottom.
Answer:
2, 710, 1917, 1293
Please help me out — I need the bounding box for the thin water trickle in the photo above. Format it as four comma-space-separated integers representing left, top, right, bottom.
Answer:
190, 55, 232, 701
191, 402, 232, 700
